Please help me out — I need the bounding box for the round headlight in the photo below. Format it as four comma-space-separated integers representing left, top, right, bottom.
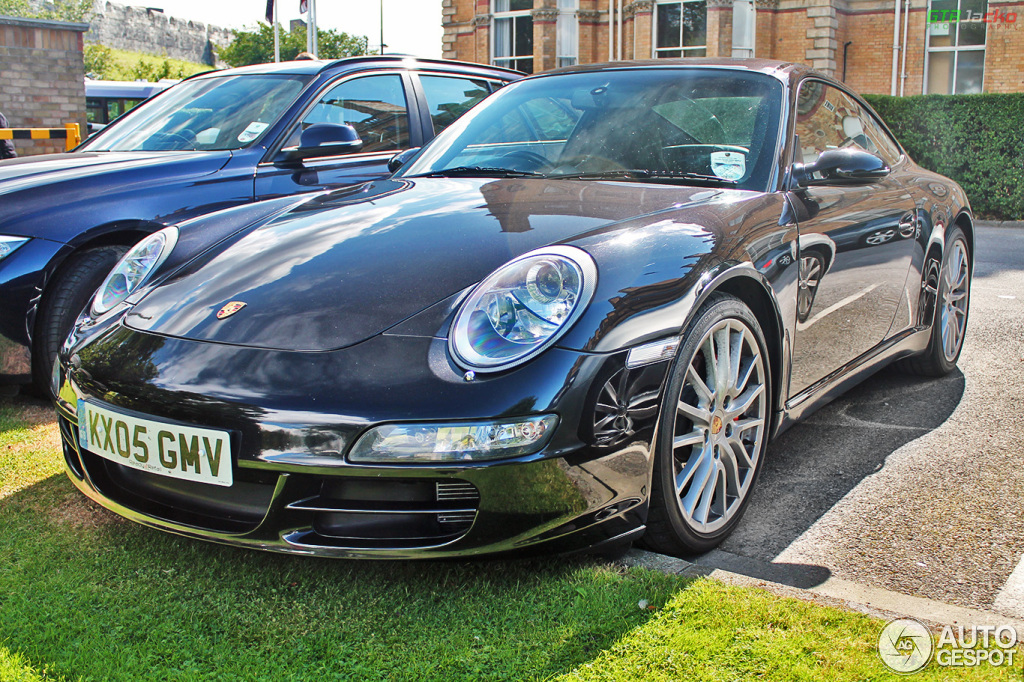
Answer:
449, 245, 597, 372
91, 226, 177, 316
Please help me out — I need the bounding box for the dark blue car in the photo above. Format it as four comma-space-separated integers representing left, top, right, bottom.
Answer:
0, 56, 520, 395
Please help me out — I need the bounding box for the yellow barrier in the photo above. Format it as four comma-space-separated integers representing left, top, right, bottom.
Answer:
0, 123, 81, 151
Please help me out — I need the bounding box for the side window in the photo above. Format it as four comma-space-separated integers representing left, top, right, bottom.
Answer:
291, 75, 410, 154
420, 75, 493, 134
794, 81, 900, 167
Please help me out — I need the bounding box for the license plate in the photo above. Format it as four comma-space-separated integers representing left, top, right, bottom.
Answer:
77, 399, 233, 487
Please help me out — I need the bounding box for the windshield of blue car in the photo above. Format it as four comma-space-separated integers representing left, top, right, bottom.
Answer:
81, 74, 310, 152
400, 68, 785, 190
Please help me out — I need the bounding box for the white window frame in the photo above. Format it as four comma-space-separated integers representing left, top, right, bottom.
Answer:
922, 0, 987, 94
557, 0, 579, 67
653, 0, 708, 58
492, 1, 535, 73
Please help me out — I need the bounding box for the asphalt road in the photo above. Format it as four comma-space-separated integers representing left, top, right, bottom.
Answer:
719, 224, 1024, 615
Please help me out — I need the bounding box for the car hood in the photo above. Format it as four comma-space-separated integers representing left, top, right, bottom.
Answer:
126, 177, 722, 351
0, 151, 231, 226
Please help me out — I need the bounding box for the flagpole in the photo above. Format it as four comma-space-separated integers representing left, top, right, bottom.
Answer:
273, 0, 279, 62
311, 0, 318, 57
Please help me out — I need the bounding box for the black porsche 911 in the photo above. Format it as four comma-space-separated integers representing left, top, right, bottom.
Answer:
54, 59, 972, 559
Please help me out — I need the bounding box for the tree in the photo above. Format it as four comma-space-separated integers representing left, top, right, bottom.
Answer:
0, 0, 91, 22
219, 23, 370, 67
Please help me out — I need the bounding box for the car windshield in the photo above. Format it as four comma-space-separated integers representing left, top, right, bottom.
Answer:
401, 68, 784, 190
81, 74, 310, 152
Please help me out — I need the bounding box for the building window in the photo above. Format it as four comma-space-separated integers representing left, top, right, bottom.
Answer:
557, 0, 579, 67
655, 0, 707, 58
925, 0, 986, 93
493, 0, 534, 74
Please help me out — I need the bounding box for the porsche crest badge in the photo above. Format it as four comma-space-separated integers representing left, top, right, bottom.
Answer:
216, 301, 246, 319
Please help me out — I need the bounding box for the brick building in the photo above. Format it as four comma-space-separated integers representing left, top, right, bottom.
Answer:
441, 0, 1024, 94
0, 15, 88, 156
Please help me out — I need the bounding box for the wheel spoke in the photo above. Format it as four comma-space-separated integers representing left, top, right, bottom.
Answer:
713, 326, 732, 399
673, 429, 704, 450
691, 457, 720, 523
726, 383, 764, 418
731, 417, 764, 436
726, 435, 754, 469
678, 443, 713, 500
678, 399, 712, 428
735, 356, 757, 394
685, 364, 714, 405
594, 402, 617, 415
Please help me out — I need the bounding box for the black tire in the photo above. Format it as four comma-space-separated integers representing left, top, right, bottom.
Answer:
900, 225, 970, 377
642, 293, 772, 556
32, 245, 127, 397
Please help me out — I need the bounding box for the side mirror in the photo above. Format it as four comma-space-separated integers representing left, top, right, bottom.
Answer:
283, 123, 362, 161
387, 147, 420, 174
792, 147, 889, 187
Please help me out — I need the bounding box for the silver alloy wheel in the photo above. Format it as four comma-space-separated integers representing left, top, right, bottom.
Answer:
940, 238, 969, 362
797, 253, 823, 320
672, 318, 767, 534
866, 228, 896, 246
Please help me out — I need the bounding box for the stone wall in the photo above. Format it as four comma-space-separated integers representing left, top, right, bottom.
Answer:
0, 15, 87, 156
85, 0, 234, 66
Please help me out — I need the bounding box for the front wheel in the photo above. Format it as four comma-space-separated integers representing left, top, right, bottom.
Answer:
642, 293, 771, 555
33, 245, 127, 397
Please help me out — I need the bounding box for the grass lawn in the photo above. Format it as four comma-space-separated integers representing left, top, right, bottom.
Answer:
0, 395, 1018, 681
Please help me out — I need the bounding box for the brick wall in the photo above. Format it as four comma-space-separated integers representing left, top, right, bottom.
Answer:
443, 0, 1024, 95
0, 15, 87, 157
984, 2, 1024, 92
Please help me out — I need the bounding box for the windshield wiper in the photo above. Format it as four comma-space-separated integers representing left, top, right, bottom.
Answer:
411, 166, 544, 178
546, 169, 738, 186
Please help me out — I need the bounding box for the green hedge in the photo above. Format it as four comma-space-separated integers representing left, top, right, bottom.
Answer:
863, 93, 1024, 221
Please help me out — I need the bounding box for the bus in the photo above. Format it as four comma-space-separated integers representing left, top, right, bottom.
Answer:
85, 79, 177, 133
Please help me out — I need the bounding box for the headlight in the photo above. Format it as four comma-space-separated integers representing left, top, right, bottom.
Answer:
449, 245, 597, 371
349, 415, 558, 463
91, 226, 177, 316
0, 236, 29, 261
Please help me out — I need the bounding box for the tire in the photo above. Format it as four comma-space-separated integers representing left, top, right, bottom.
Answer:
900, 226, 970, 377
33, 246, 127, 397
642, 293, 772, 556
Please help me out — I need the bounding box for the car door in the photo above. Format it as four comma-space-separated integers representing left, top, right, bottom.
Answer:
786, 79, 918, 397
254, 71, 422, 200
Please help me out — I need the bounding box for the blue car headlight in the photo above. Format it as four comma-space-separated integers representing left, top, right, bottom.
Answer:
91, 226, 177, 316
449, 245, 597, 372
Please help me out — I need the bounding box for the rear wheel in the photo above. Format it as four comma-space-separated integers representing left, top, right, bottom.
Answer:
901, 226, 970, 377
643, 293, 771, 555
33, 246, 127, 397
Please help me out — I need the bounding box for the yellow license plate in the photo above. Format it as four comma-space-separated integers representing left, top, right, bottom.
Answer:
77, 399, 232, 487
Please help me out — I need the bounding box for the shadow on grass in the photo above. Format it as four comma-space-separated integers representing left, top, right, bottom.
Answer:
0, 474, 682, 682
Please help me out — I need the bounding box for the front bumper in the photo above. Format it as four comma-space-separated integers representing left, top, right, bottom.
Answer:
0, 236, 68, 384
55, 323, 672, 558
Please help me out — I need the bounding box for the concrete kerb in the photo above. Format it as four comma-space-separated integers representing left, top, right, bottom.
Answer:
618, 548, 1024, 633
975, 220, 1024, 230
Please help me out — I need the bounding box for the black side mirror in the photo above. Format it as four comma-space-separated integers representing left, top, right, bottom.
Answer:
283, 123, 363, 162
792, 147, 889, 187
388, 147, 421, 174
